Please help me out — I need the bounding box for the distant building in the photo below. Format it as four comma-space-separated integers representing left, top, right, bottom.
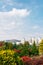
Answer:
5, 39, 21, 44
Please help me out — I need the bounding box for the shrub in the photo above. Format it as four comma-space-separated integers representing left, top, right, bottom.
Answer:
32, 56, 43, 65
0, 50, 23, 65
21, 56, 32, 65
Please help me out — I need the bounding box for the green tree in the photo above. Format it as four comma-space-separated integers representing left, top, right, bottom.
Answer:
23, 41, 29, 47
32, 41, 39, 55
20, 41, 30, 56
13, 42, 18, 49
4, 42, 13, 50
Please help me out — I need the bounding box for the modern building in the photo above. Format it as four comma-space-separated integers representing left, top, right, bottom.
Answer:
5, 39, 21, 44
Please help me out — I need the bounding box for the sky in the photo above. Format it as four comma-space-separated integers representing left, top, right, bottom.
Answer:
0, 0, 43, 40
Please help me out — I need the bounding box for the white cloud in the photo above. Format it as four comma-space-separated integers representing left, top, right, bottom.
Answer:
10, 8, 30, 17
0, 8, 31, 40
0, 8, 30, 30
0, 8, 30, 17
0, 8, 30, 24
32, 25, 39, 29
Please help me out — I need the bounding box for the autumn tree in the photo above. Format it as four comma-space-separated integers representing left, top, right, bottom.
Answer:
39, 39, 43, 55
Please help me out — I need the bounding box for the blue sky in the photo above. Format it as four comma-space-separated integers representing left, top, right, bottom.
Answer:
0, 0, 43, 40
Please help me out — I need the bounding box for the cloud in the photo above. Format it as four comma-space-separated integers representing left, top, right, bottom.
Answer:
32, 25, 39, 29
0, 8, 30, 17
0, 8, 30, 30
10, 8, 31, 17
0, 8, 31, 40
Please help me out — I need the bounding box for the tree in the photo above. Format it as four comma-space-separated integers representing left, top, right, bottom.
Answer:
39, 39, 43, 55
8, 42, 13, 50
0, 41, 4, 50
23, 41, 30, 48
20, 41, 30, 56
13, 42, 18, 49
32, 41, 39, 55
4, 42, 13, 50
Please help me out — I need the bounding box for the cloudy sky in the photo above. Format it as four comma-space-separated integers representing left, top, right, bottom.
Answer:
0, 0, 43, 40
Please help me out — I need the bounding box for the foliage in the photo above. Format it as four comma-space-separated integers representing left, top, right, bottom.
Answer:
4, 42, 13, 50
0, 40, 39, 56
39, 39, 43, 55
0, 50, 23, 65
32, 56, 43, 65
21, 56, 32, 65
0, 40, 43, 65
32, 41, 39, 55
21, 56, 32, 62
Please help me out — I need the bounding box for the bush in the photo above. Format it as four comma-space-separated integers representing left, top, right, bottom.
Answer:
0, 50, 23, 65
21, 56, 32, 65
32, 56, 43, 65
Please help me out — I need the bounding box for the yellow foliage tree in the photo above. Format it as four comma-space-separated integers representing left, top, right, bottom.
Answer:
39, 39, 43, 55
